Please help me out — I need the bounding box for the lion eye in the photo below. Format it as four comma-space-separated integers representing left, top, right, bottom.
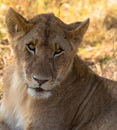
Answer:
54, 48, 64, 57
26, 42, 35, 54
54, 43, 64, 57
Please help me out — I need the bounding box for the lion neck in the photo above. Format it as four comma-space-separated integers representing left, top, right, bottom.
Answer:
66, 56, 113, 129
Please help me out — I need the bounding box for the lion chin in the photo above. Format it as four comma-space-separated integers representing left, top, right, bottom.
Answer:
27, 87, 52, 99
27, 80, 60, 99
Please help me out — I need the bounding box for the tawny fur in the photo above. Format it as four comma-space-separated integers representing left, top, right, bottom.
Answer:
0, 7, 117, 130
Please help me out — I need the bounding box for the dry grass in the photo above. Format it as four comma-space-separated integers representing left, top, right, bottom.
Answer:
0, 0, 117, 92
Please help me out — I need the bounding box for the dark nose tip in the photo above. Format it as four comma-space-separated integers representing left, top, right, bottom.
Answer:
33, 76, 48, 86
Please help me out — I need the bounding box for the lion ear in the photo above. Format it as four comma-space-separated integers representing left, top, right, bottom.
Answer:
5, 7, 30, 37
68, 18, 90, 50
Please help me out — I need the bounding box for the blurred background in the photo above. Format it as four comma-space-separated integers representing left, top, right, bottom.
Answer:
0, 0, 117, 93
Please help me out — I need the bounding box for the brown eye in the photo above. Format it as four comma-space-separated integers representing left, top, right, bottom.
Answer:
54, 46, 64, 57
26, 42, 35, 54
55, 48, 63, 54
54, 43, 64, 57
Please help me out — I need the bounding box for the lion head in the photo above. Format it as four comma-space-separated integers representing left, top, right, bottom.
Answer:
6, 8, 89, 98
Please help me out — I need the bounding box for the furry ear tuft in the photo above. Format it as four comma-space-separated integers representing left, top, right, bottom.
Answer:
5, 7, 31, 37
68, 18, 90, 50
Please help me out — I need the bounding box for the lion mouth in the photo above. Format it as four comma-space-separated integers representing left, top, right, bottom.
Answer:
27, 86, 52, 99
35, 87, 44, 92
28, 87, 44, 92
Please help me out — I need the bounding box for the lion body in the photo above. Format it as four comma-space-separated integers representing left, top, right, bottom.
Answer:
0, 8, 117, 130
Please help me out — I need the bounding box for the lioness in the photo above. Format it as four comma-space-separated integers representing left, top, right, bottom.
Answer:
0, 7, 117, 130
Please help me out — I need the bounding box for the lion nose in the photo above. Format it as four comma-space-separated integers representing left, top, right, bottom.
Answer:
33, 76, 48, 86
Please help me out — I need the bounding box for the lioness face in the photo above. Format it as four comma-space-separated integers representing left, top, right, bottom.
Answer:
6, 8, 89, 98
15, 17, 73, 98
